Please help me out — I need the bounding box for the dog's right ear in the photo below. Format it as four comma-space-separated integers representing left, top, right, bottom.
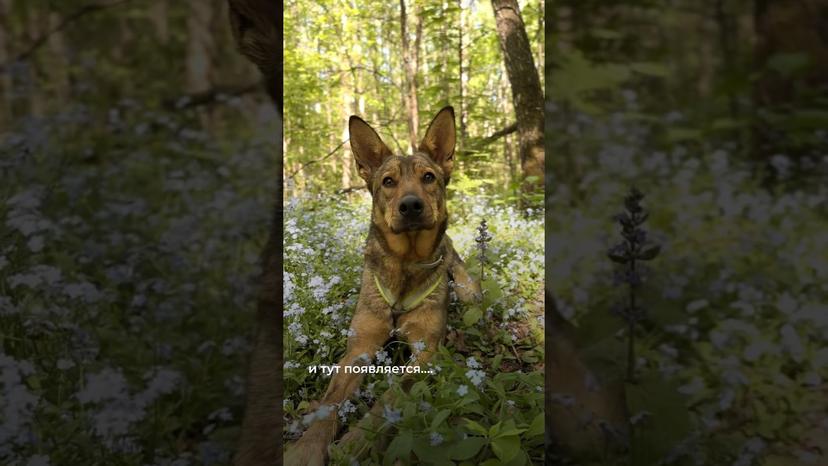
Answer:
349, 116, 393, 187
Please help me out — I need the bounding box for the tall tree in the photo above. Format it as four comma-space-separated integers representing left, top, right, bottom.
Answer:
227, 1, 281, 465
149, 0, 169, 44
0, 0, 12, 128
753, 0, 828, 171
186, 0, 215, 94
400, 0, 423, 153
458, 0, 468, 144
491, 0, 544, 191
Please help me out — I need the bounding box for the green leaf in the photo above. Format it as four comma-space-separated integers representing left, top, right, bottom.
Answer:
385, 430, 413, 465
413, 437, 448, 463
493, 419, 525, 438
525, 413, 544, 438
491, 435, 521, 462
465, 419, 489, 436
448, 436, 487, 460
481, 277, 503, 305
637, 245, 660, 261
431, 409, 452, 430
463, 307, 483, 327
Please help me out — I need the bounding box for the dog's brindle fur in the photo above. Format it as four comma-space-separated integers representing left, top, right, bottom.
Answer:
284, 107, 480, 466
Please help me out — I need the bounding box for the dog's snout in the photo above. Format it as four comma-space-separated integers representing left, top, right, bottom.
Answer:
399, 195, 424, 217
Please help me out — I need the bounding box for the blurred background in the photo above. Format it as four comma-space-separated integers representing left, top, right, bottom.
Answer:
547, 0, 828, 464
1, 0, 277, 464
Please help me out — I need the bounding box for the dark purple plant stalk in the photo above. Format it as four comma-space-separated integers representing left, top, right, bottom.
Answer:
608, 187, 660, 382
475, 219, 492, 281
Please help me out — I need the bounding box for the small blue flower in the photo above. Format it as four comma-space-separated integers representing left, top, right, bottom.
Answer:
429, 432, 444, 446
383, 406, 401, 424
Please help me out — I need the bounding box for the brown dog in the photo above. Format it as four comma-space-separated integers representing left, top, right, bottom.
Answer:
285, 107, 481, 465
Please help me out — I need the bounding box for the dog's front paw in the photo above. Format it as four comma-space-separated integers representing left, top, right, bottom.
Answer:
336, 427, 373, 460
454, 278, 483, 304
284, 420, 335, 466
284, 436, 327, 466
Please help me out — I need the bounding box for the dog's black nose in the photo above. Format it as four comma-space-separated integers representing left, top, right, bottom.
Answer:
399, 195, 424, 217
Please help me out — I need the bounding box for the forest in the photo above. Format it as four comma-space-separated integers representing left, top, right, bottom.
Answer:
1, 1, 278, 465
547, 0, 828, 464
0, 0, 826, 465
283, 0, 546, 464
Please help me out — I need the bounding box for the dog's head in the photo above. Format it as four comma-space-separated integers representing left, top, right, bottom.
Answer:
349, 107, 456, 234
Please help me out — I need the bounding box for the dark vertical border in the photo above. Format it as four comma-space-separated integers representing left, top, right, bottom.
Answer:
229, 0, 284, 464
543, 0, 554, 463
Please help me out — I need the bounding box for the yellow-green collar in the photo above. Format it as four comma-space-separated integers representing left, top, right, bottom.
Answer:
373, 271, 443, 315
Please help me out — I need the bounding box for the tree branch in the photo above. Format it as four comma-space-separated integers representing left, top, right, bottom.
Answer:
476, 122, 518, 147
162, 81, 263, 110
336, 185, 367, 194
286, 138, 350, 180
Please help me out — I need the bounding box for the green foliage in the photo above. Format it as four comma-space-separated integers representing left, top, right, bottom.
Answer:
283, 192, 544, 464
283, 0, 544, 195
1, 91, 277, 463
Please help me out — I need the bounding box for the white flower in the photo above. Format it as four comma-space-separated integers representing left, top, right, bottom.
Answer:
465, 369, 486, 387
412, 340, 426, 353
303, 404, 334, 426
466, 356, 481, 369
456, 385, 469, 396
375, 350, 389, 364
383, 406, 401, 423
429, 432, 444, 446
338, 400, 357, 423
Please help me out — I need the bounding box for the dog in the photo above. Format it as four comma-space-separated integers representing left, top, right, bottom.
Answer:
285, 106, 481, 465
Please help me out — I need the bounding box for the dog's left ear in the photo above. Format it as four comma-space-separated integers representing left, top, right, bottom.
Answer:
418, 106, 456, 182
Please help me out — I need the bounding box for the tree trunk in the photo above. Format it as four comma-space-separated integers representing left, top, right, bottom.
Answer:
753, 0, 828, 175
491, 0, 544, 192
186, 0, 214, 94
341, 90, 356, 191
47, 11, 70, 104
458, 0, 468, 144
0, 0, 13, 129
149, 0, 169, 44
25, 5, 44, 117
400, 0, 422, 153
227, 1, 282, 465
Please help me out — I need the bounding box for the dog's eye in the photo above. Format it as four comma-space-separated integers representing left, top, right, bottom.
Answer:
382, 177, 395, 187
423, 172, 435, 183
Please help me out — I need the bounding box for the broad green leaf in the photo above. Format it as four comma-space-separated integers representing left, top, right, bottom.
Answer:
448, 436, 487, 460
465, 419, 489, 436
463, 307, 483, 327
384, 430, 413, 465
491, 435, 521, 462
431, 409, 452, 430
525, 413, 544, 438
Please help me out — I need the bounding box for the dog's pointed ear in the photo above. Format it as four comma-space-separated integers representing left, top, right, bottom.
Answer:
349, 116, 393, 186
418, 106, 456, 182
